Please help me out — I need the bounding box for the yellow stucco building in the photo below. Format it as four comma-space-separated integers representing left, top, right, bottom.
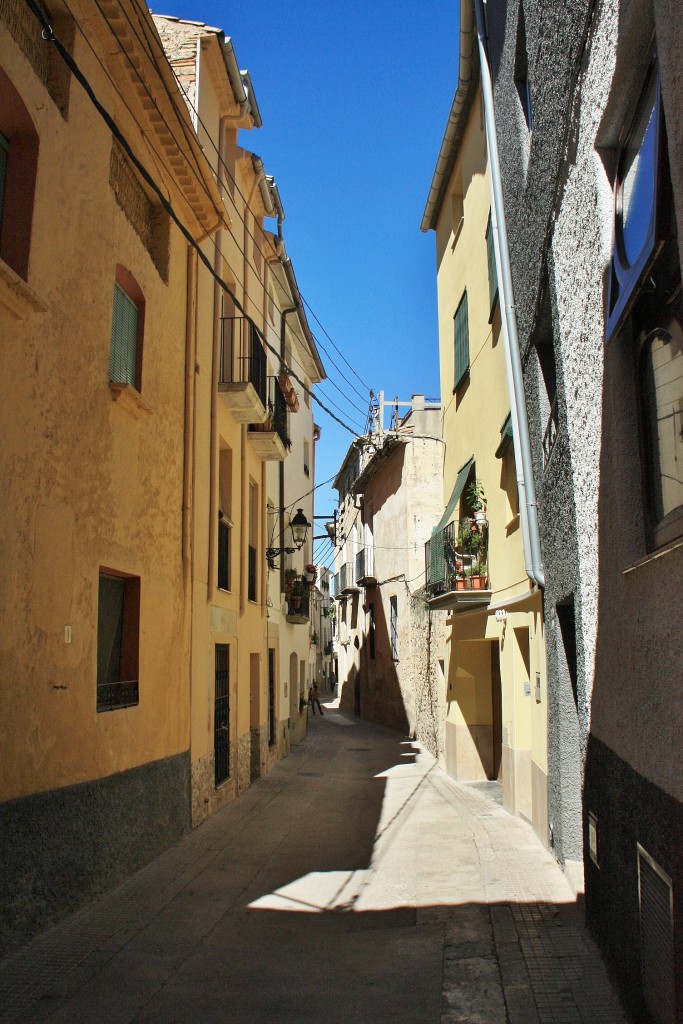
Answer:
421, 27, 548, 842
0, 0, 226, 949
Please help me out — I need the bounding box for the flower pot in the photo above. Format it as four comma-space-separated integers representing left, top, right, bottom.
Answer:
469, 575, 487, 590
455, 578, 467, 591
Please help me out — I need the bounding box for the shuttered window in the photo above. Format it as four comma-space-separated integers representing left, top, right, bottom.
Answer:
109, 283, 139, 387
486, 212, 498, 315
454, 290, 469, 390
0, 132, 8, 238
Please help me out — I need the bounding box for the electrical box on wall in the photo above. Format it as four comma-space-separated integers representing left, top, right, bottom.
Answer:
535, 672, 541, 702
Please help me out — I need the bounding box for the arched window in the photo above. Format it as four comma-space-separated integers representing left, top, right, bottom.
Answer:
0, 66, 39, 281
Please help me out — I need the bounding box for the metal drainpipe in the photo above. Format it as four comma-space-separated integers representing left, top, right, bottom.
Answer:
473, 0, 545, 588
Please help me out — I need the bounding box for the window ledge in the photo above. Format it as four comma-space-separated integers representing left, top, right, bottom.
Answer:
109, 382, 152, 418
0, 259, 47, 320
622, 537, 683, 576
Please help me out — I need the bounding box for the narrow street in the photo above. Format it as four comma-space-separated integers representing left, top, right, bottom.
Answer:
0, 698, 627, 1024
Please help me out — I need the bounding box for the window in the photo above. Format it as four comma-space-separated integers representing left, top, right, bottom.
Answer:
606, 60, 662, 341
97, 571, 140, 712
214, 644, 230, 785
486, 211, 499, 317
109, 267, 144, 390
218, 447, 232, 591
640, 326, 683, 546
390, 596, 398, 661
454, 291, 470, 391
451, 173, 464, 242
368, 603, 376, 659
0, 67, 39, 281
248, 480, 258, 602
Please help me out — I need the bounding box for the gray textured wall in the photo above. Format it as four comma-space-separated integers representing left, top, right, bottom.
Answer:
0, 752, 190, 956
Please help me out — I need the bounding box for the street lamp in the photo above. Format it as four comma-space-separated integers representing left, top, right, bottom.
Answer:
266, 508, 311, 569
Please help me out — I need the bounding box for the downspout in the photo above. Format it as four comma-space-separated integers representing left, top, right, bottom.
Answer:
473, 0, 545, 588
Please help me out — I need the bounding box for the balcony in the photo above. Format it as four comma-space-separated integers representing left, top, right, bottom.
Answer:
285, 574, 310, 624
248, 377, 290, 461
218, 317, 268, 423
425, 518, 491, 611
339, 561, 359, 594
355, 547, 376, 586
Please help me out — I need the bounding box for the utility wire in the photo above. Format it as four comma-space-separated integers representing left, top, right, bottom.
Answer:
27, 0, 359, 440
63, 0, 370, 435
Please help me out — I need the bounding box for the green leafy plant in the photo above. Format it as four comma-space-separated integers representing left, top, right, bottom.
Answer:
466, 479, 486, 513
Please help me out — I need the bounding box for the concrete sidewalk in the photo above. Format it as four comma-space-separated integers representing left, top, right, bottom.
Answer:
0, 704, 628, 1024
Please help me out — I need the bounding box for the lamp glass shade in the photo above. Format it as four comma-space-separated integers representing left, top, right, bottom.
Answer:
290, 508, 310, 548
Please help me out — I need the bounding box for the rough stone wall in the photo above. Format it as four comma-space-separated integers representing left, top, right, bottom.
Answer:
407, 591, 447, 765
488, 0, 683, 1015
236, 732, 251, 794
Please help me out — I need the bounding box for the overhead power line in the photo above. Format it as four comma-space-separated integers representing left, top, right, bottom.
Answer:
26, 0, 359, 439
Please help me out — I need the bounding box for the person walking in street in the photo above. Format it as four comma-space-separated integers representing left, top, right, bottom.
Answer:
309, 683, 324, 716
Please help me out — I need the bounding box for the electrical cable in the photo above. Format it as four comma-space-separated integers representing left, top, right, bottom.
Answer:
26, 0, 361, 441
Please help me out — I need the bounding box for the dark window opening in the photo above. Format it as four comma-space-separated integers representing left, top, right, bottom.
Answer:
214, 643, 230, 786
97, 572, 140, 712
556, 596, 578, 709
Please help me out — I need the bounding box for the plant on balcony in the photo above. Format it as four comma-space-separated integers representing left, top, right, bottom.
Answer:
465, 562, 488, 589
304, 563, 317, 585
466, 479, 488, 525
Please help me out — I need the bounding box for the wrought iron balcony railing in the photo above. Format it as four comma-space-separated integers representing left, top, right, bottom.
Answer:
339, 561, 358, 593
355, 546, 376, 585
425, 518, 490, 601
285, 574, 311, 623
219, 316, 267, 405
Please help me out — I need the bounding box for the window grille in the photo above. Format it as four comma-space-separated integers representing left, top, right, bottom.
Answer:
454, 291, 469, 390
109, 283, 138, 387
214, 644, 230, 786
390, 596, 398, 660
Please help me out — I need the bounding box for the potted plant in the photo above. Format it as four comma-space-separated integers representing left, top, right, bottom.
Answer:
466, 479, 487, 526
304, 563, 317, 584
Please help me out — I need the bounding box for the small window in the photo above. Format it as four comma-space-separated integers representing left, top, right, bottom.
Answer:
390, 596, 398, 661
486, 211, 499, 317
640, 325, 683, 547
109, 268, 144, 390
248, 480, 258, 602
606, 61, 662, 341
97, 571, 140, 712
454, 290, 470, 391
368, 603, 376, 660
0, 67, 39, 281
218, 447, 232, 591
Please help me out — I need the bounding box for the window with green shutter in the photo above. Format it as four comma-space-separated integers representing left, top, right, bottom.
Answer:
0, 132, 8, 239
486, 212, 498, 316
454, 290, 469, 391
109, 282, 139, 388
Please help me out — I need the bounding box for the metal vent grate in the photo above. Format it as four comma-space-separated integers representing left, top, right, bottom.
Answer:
638, 845, 675, 1024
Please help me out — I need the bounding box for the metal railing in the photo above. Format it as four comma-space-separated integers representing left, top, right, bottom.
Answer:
355, 546, 375, 583
249, 376, 289, 450
285, 574, 311, 621
219, 316, 267, 407
339, 561, 357, 592
425, 518, 489, 598
97, 679, 139, 712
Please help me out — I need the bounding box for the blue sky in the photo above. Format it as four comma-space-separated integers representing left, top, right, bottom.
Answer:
154, 1, 460, 565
